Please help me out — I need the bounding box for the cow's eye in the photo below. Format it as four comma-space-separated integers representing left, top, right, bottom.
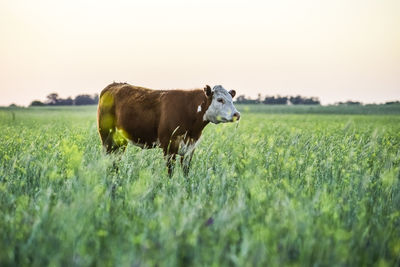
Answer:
217, 98, 224, 104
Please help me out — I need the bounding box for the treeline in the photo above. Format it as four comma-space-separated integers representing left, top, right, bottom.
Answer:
235, 94, 321, 105
30, 93, 99, 106
235, 95, 400, 106
27, 93, 400, 107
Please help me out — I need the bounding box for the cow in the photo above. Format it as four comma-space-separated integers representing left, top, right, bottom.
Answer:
97, 82, 240, 176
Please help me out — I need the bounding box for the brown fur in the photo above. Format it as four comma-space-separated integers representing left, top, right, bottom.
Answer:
97, 82, 213, 175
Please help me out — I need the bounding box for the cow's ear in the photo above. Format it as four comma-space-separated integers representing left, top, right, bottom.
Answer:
204, 85, 212, 97
229, 90, 236, 98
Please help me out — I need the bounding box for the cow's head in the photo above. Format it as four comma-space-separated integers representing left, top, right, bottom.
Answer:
203, 85, 240, 124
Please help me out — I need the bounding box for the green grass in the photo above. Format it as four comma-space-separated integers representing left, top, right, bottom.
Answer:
0, 106, 399, 266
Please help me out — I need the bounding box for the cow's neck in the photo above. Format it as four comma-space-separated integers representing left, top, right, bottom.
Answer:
195, 110, 210, 133
187, 93, 211, 139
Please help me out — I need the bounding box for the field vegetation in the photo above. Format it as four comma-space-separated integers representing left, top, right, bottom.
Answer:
0, 105, 399, 266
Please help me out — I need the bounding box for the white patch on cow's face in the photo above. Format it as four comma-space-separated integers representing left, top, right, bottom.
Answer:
197, 105, 202, 113
203, 85, 240, 124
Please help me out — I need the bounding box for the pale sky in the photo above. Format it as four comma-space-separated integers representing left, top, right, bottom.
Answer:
0, 0, 399, 106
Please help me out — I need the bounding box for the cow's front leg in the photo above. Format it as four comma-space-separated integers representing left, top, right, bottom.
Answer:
161, 137, 179, 177
181, 150, 194, 177
165, 153, 177, 177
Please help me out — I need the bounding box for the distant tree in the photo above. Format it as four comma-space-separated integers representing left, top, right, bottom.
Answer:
337, 101, 362, 105
236, 94, 319, 105
57, 97, 73, 106
346, 101, 361, 105
236, 95, 247, 103
263, 96, 274, 104
235, 95, 258, 104
303, 97, 320, 105
277, 96, 288, 105
74, 94, 96, 105
9, 103, 18, 108
385, 101, 400, 105
263, 96, 289, 105
46, 93, 60, 105
30, 100, 45, 106
45, 93, 75, 105
289, 95, 301, 105
289, 95, 320, 105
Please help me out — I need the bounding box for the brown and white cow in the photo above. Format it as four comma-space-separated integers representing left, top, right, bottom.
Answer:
97, 82, 240, 175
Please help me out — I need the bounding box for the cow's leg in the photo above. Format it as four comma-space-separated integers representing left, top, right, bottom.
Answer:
99, 128, 128, 154
181, 150, 194, 177
99, 128, 115, 153
161, 136, 179, 177
165, 153, 176, 177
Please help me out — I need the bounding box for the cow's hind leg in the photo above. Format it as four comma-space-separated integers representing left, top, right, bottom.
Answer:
99, 129, 128, 178
99, 128, 116, 153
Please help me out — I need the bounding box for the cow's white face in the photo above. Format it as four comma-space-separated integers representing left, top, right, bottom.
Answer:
204, 85, 240, 124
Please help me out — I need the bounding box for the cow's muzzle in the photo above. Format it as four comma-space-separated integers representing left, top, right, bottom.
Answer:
232, 112, 240, 121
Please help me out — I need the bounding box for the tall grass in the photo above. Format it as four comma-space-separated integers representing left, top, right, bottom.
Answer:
0, 107, 399, 266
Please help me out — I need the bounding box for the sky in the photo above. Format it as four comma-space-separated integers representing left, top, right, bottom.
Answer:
0, 0, 399, 106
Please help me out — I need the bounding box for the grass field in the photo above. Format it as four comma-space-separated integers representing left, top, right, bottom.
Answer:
0, 105, 399, 266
